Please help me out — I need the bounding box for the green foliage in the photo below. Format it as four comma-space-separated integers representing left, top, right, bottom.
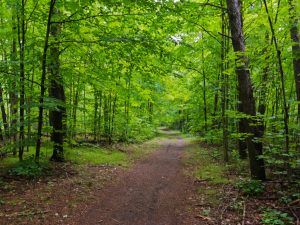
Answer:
0, 0, 299, 188
280, 193, 300, 204
237, 179, 264, 195
261, 208, 294, 225
185, 141, 229, 184
199, 129, 223, 144
262, 144, 300, 176
65, 147, 128, 166
8, 157, 48, 179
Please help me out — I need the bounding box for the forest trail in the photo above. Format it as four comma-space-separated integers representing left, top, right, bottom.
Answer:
72, 131, 198, 225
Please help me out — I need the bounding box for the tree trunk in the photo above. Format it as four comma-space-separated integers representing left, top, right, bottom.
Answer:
48, 7, 66, 162
220, 7, 229, 162
72, 86, 79, 140
18, 0, 26, 161
202, 47, 208, 131
0, 86, 8, 139
93, 90, 99, 141
257, 33, 271, 141
226, 0, 266, 180
288, 0, 300, 121
10, 12, 18, 156
263, 0, 290, 156
97, 91, 103, 142
35, 0, 56, 161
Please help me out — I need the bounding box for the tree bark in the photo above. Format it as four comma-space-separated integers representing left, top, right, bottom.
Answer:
288, 0, 300, 121
71, 85, 79, 140
18, 0, 26, 161
48, 7, 66, 162
35, 0, 56, 161
93, 90, 99, 141
0, 86, 8, 139
220, 7, 229, 162
202, 47, 208, 131
226, 0, 266, 180
263, 0, 289, 155
10, 12, 18, 156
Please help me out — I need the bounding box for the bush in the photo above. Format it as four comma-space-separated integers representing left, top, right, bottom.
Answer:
9, 157, 48, 179
237, 179, 264, 195
261, 208, 294, 225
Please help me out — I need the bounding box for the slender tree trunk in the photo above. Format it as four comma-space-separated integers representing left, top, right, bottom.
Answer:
257, 33, 271, 140
83, 85, 86, 139
97, 91, 103, 142
0, 86, 8, 139
72, 86, 79, 140
236, 0, 248, 159
104, 94, 109, 142
10, 13, 18, 156
125, 75, 131, 139
108, 92, 112, 143
18, 0, 26, 161
35, 0, 56, 161
26, 45, 35, 152
226, 0, 266, 180
220, 7, 229, 162
212, 72, 220, 127
93, 90, 99, 141
110, 93, 118, 144
48, 7, 66, 162
288, 0, 300, 121
202, 47, 208, 131
263, 0, 289, 155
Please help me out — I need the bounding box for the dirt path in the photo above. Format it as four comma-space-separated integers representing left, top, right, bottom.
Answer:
73, 132, 197, 225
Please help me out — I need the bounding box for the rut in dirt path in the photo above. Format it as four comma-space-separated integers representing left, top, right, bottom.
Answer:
75, 132, 193, 225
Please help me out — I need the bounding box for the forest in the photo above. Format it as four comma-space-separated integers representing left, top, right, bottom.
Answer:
0, 0, 300, 224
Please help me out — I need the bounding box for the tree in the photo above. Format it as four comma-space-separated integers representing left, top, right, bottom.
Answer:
226, 0, 266, 180
288, 0, 300, 121
48, 7, 66, 162
35, 0, 56, 161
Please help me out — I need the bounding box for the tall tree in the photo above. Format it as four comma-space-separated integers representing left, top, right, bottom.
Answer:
48, 7, 66, 162
226, 0, 266, 180
10, 6, 18, 155
288, 0, 300, 121
35, 0, 56, 161
18, 0, 26, 161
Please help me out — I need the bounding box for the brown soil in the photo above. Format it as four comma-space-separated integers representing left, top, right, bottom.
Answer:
70, 132, 199, 225
2, 132, 298, 224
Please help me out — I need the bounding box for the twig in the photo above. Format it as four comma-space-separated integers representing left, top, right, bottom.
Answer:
195, 214, 213, 221
242, 200, 247, 225
112, 218, 121, 224
220, 186, 237, 221
0, 210, 50, 218
288, 199, 300, 206
287, 204, 299, 225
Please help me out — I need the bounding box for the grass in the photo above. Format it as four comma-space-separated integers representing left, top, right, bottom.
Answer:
184, 138, 229, 185
194, 163, 228, 184
0, 133, 166, 174
65, 147, 128, 166
0, 145, 128, 167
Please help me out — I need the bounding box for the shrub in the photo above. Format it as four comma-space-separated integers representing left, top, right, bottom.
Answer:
237, 179, 264, 195
9, 157, 47, 179
261, 208, 294, 225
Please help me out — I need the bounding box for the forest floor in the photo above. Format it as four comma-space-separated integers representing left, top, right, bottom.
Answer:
0, 130, 299, 225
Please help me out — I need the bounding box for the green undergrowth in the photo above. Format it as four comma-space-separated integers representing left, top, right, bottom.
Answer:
184, 138, 229, 185
127, 135, 166, 161
65, 147, 128, 166
0, 134, 166, 178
